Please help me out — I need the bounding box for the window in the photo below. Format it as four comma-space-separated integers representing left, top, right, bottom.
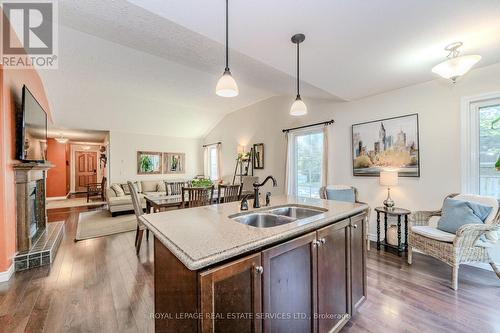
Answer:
462, 93, 500, 197
209, 146, 218, 181
288, 129, 324, 198
479, 103, 500, 197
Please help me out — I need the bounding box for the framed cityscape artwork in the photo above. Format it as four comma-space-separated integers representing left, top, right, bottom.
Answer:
352, 114, 420, 177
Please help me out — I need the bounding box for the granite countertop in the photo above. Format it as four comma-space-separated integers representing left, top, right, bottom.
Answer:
141, 195, 368, 271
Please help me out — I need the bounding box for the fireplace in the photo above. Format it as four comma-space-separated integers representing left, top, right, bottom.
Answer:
13, 163, 51, 252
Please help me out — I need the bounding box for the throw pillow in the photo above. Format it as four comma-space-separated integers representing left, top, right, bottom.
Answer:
121, 183, 131, 195
111, 184, 125, 197
437, 198, 492, 234
157, 181, 166, 193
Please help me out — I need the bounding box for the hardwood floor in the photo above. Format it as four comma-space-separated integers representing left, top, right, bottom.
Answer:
0, 206, 499, 333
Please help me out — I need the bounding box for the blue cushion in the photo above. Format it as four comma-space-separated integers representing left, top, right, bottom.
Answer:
325, 188, 356, 203
437, 198, 492, 234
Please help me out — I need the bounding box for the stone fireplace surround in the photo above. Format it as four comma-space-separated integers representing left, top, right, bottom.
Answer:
12, 162, 64, 271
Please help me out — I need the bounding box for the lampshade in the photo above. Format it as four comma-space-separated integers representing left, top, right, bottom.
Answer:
290, 96, 307, 116
432, 55, 481, 81
380, 170, 398, 187
216, 70, 239, 97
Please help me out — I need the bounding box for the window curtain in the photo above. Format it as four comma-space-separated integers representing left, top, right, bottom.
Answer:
284, 132, 291, 195
216, 143, 222, 181
203, 146, 209, 178
322, 126, 329, 187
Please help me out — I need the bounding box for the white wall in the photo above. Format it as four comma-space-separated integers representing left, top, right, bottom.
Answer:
205, 63, 500, 241
109, 131, 203, 184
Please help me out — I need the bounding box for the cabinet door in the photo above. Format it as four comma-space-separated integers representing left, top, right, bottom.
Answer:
199, 253, 262, 333
350, 213, 367, 314
262, 232, 317, 333
317, 219, 350, 333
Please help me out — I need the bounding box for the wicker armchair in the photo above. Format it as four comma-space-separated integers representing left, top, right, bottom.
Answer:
408, 193, 500, 290
319, 185, 371, 250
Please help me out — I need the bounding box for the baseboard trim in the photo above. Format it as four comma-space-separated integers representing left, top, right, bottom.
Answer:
0, 263, 14, 282
47, 196, 68, 201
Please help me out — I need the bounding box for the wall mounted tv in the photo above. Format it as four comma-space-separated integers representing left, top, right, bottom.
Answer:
16, 85, 48, 162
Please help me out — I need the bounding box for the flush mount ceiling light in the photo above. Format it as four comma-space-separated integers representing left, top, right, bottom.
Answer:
431, 42, 481, 82
215, 0, 238, 97
55, 134, 68, 144
290, 33, 307, 116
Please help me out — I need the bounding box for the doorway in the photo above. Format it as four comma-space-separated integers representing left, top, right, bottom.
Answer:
75, 151, 98, 192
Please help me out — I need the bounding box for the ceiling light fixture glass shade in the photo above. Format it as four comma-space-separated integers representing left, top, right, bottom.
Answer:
431, 42, 481, 82
55, 135, 68, 144
216, 0, 238, 97
290, 33, 307, 116
290, 96, 308, 116
216, 69, 239, 97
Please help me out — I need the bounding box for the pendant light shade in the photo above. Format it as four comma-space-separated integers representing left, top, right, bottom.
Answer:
431, 42, 481, 82
290, 96, 307, 116
216, 69, 239, 97
216, 0, 238, 97
290, 33, 307, 116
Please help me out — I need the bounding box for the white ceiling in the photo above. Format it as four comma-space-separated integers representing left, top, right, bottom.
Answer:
40, 0, 500, 138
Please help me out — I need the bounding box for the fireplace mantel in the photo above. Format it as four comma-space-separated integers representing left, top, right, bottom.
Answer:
13, 162, 53, 252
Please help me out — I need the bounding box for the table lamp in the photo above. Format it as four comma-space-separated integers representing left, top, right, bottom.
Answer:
380, 170, 398, 209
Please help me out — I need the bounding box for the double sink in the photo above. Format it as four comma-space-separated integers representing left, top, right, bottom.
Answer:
229, 205, 327, 228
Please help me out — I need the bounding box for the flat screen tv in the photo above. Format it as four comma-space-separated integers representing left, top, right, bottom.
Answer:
17, 85, 48, 162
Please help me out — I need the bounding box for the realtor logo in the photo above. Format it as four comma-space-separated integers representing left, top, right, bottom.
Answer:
1, 0, 58, 68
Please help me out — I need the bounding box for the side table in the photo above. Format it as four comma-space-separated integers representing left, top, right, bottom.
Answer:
375, 207, 411, 257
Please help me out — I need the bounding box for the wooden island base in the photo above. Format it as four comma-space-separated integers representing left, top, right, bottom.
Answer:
153, 212, 367, 333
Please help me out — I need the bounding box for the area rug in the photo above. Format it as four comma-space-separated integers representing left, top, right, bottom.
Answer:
75, 210, 136, 241
47, 197, 107, 210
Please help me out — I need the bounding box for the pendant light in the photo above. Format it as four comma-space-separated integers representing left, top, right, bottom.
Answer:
215, 0, 238, 97
431, 42, 481, 82
290, 33, 307, 116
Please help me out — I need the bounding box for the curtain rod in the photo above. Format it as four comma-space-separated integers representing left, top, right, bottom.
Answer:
282, 119, 334, 133
202, 141, 221, 147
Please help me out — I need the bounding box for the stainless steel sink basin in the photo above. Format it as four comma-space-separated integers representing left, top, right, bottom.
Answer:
267, 206, 325, 219
232, 213, 296, 228
230, 205, 327, 228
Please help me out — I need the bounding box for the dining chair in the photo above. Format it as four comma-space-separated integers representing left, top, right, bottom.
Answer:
87, 176, 107, 202
166, 181, 186, 195
218, 184, 242, 203
128, 181, 149, 254
181, 186, 214, 208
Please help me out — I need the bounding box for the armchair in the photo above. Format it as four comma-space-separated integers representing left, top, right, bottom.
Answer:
408, 193, 500, 290
319, 185, 371, 250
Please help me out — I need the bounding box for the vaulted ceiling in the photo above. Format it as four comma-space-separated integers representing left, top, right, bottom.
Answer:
41, 0, 500, 138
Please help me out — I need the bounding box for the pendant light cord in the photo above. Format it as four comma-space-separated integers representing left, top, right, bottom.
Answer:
225, 0, 229, 71
296, 42, 300, 98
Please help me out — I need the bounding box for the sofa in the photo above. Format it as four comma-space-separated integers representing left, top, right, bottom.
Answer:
106, 179, 189, 216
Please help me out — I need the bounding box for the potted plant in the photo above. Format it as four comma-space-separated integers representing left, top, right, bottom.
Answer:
191, 178, 213, 188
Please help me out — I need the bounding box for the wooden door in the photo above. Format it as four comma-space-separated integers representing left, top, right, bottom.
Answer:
262, 232, 317, 333
75, 151, 97, 192
350, 213, 367, 315
317, 219, 350, 333
200, 253, 262, 333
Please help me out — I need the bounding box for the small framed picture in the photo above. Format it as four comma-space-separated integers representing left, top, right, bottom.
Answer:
137, 151, 162, 174
164, 152, 186, 174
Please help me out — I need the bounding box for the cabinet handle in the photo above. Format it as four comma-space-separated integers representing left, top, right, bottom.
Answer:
255, 266, 264, 274
312, 240, 321, 247
352, 224, 358, 229
319, 238, 326, 244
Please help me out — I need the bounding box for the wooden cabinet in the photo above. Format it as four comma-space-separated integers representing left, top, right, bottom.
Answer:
349, 214, 367, 314
262, 232, 317, 333
199, 253, 262, 333
317, 218, 350, 332
153, 212, 367, 333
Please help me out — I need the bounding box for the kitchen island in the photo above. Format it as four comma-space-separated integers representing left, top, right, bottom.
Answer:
141, 195, 369, 333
